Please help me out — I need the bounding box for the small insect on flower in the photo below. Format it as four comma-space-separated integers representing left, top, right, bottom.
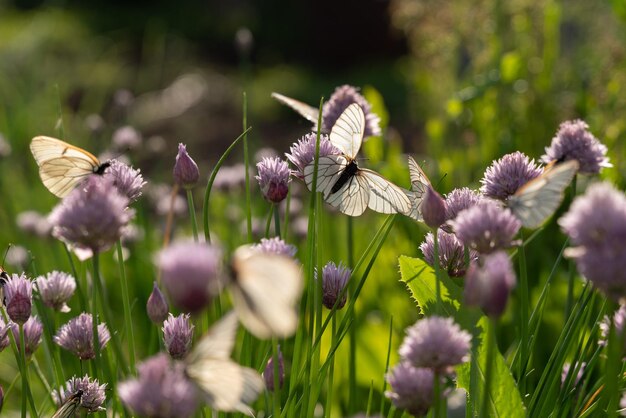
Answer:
30, 136, 111, 198
184, 311, 264, 415
304, 104, 412, 217
51, 389, 83, 418
506, 160, 579, 229
229, 245, 303, 339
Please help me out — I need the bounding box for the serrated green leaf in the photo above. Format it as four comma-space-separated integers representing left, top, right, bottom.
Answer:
398, 255, 525, 418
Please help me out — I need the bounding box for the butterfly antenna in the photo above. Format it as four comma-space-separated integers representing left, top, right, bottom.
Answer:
2, 244, 12, 265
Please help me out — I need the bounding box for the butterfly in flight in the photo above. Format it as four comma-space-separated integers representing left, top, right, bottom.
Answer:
271, 92, 324, 131
303, 104, 412, 217
30, 136, 110, 198
229, 245, 303, 339
184, 311, 264, 415
51, 389, 83, 418
506, 159, 579, 229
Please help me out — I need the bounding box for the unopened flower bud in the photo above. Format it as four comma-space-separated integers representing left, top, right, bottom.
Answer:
422, 186, 447, 229
4, 274, 32, 324
147, 282, 169, 324
173, 143, 200, 188
263, 346, 285, 391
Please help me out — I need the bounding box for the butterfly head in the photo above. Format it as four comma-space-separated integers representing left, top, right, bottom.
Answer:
95, 161, 111, 175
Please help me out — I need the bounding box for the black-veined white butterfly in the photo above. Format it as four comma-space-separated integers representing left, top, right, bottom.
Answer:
506, 159, 579, 229
185, 311, 264, 415
229, 245, 303, 339
303, 104, 412, 217
271, 92, 323, 130
30, 136, 110, 198
51, 389, 83, 418
406, 155, 434, 222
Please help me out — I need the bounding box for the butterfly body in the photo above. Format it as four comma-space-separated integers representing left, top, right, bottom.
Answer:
30, 136, 110, 197
304, 104, 411, 217
331, 160, 359, 194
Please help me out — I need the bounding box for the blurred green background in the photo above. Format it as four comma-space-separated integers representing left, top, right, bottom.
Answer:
0, 0, 625, 415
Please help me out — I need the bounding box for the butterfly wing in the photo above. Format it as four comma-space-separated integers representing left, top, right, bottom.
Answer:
186, 359, 264, 416
329, 103, 365, 159
507, 160, 579, 229
186, 311, 264, 415
304, 155, 348, 197
407, 156, 432, 221
359, 169, 412, 215
324, 172, 370, 217
271, 92, 320, 126
30, 136, 102, 198
51, 390, 83, 418
230, 246, 303, 339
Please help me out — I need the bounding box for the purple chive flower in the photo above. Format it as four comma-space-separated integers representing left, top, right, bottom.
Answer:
156, 241, 223, 314
385, 363, 435, 417
105, 159, 146, 203
54, 313, 111, 360
118, 353, 199, 418
49, 176, 134, 256
0, 317, 11, 352
480, 152, 542, 201
559, 183, 626, 299
147, 282, 169, 324
542, 120, 611, 174
322, 85, 381, 137
174, 143, 200, 188
263, 346, 285, 391
444, 188, 483, 223
163, 313, 194, 360
35, 271, 76, 313
561, 362, 586, 387
452, 200, 521, 254
319, 261, 351, 309
112, 125, 142, 150
3, 273, 32, 324
10, 316, 43, 356
399, 316, 471, 373
54, 375, 107, 413
285, 133, 340, 178
252, 237, 297, 258
465, 251, 516, 317
422, 186, 447, 229
256, 157, 291, 203
419, 230, 478, 277
16, 210, 52, 237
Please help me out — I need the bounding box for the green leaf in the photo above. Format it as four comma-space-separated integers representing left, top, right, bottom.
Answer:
398, 255, 526, 418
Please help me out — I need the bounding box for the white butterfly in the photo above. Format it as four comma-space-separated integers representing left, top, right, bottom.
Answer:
271, 92, 323, 130
185, 311, 265, 415
506, 159, 579, 229
51, 390, 83, 418
303, 104, 412, 217
406, 155, 433, 222
30, 136, 110, 198
229, 245, 304, 339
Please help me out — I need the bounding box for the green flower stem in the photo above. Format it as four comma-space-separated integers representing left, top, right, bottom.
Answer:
243, 92, 252, 242
604, 300, 621, 418
274, 203, 281, 237
433, 371, 442, 418
480, 317, 497, 418
432, 227, 442, 314
272, 338, 282, 418
518, 233, 529, 397
20, 324, 38, 417
62, 243, 87, 312
91, 253, 102, 381
347, 215, 356, 414
202, 127, 252, 243
264, 204, 274, 238
186, 189, 199, 242
31, 357, 54, 405
565, 175, 577, 318
324, 315, 337, 418
117, 240, 136, 373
